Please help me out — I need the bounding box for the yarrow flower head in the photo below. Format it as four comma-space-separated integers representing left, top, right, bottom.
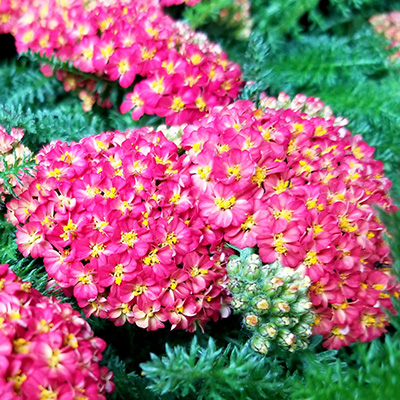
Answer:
176, 96, 399, 349
0, 264, 114, 399
5, 0, 243, 125
8, 127, 231, 331
0, 125, 33, 200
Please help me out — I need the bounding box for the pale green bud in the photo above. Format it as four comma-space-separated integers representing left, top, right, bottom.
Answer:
228, 277, 245, 295
243, 263, 261, 280
244, 253, 262, 267
226, 257, 242, 276
230, 295, 248, 311
271, 316, 291, 327
244, 314, 259, 328
251, 335, 271, 354
251, 296, 270, 315
291, 299, 313, 315
272, 300, 290, 315
259, 323, 278, 339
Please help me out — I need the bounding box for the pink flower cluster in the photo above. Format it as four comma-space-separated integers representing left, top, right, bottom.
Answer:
5, 0, 242, 125
0, 125, 33, 201
177, 99, 399, 349
8, 128, 230, 331
0, 264, 113, 399
370, 11, 400, 60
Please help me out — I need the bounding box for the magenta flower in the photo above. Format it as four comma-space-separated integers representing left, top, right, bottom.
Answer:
0, 265, 113, 398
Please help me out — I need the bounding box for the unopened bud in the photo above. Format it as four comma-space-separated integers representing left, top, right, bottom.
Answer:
301, 312, 316, 325
278, 330, 296, 346
243, 263, 260, 280
228, 278, 245, 294
226, 258, 242, 276
245, 282, 258, 294
230, 295, 247, 311
291, 300, 313, 315
259, 323, 278, 339
272, 300, 290, 314
271, 316, 291, 327
251, 335, 270, 354
244, 253, 262, 267
294, 323, 313, 337
245, 314, 259, 327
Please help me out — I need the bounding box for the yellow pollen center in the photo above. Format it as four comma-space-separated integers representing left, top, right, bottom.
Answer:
143, 249, 160, 266
48, 349, 60, 368
227, 165, 241, 180
241, 215, 256, 232
90, 243, 106, 258
78, 274, 92, 285
121, 231, 138, 247
272, 209, 293, 221
151, 77, 165, 94
197, 165, 211, 180
113, 264, 124, 285
339, 215, 357, 233
273, 233, 287, 254
273, 180, 291, 194
118, 60, 129, 74
304, 251, 318, 266
251, 166, 267, 187
170, 97, 185, 112
215, 196, 236, 210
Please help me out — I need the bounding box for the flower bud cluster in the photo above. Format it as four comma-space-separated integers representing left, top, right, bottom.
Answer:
0, 264, 113, 399
3, 0, 242, 125
8, 127, 231, 331
0, 125, 33, 200
227, 252, 314, 353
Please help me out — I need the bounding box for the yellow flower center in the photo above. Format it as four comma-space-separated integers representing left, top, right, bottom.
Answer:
170, 97, 185, 112
214, 196, 236, 210
114, 264, 124, 285
90, 243, 106, 258
143, 249, 160, 266
339, 215, 357, 233
272, 209, 293, 221
151, 77, 165, 94
304, 251, 318, 266
118, 60, 130, 74
60, 219, 77, 241
251, 166, 267, 187
273, 233, 287, 254
273, 180, 291, 194
227, 164, 241, 180
241, 215, 256, 232
121, 231, 138, 247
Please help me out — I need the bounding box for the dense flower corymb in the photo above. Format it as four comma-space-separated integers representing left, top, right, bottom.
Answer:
0, 264, 113, 399
176, 97, 399, 349
8, 128, 231, 331
4, 0, 242, 125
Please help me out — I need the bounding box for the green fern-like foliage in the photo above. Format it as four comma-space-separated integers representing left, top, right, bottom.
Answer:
290, 332, 400, 399
0, 58, 138, 152
141, 336, 289, 400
